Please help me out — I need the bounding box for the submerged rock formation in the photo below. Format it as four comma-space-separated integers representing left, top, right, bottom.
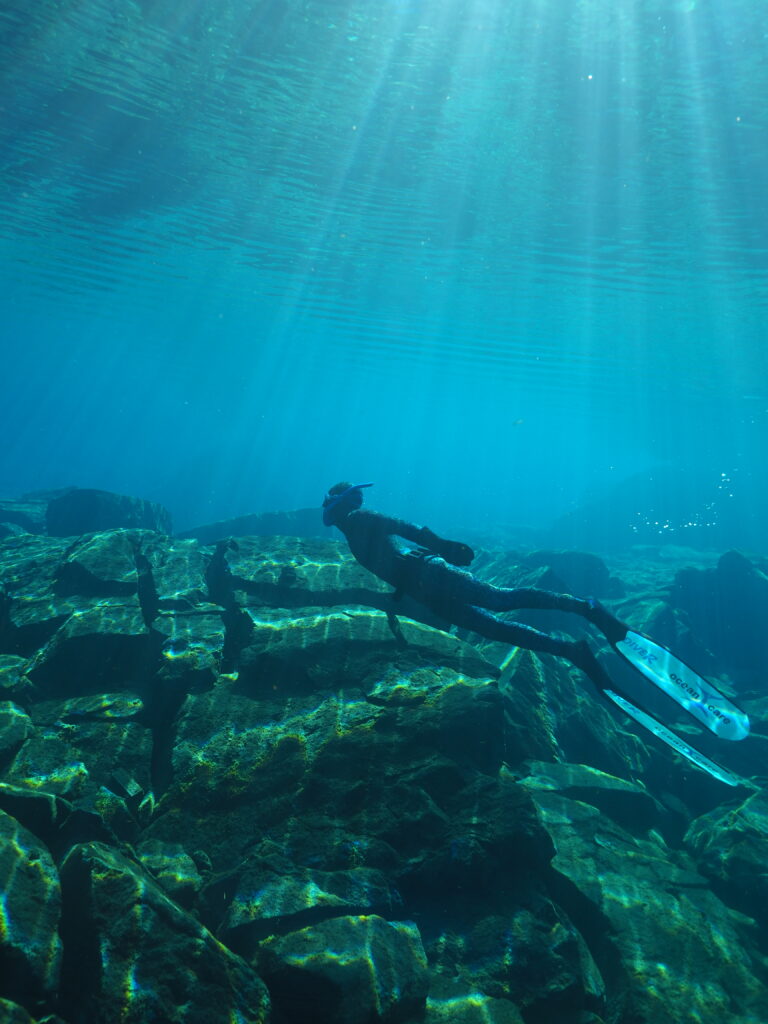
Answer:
0, 487, 172, 538
0, 520, 767, 1022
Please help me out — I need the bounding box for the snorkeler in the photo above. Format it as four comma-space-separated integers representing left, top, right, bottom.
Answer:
322, 481, 625, 689
322, 481, 750, 786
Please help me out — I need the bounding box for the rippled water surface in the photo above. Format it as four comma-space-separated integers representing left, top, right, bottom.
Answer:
1, 0, 766, 533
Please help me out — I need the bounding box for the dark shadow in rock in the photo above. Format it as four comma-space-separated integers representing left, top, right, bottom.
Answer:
53, 560, 136, 599
0, 609, 71, 661
264, 965, 338, 1024
234, 650, 316, 698
0, 784, 71, 847
0, 810, 62, 1015
135, 551, 160, 626
57, 846, 109, 1021
541, 865, 622, 999
143, 677, 198, 798
28, 632, 162, 699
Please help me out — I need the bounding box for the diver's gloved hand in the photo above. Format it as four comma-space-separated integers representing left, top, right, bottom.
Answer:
418, 527, 475, 566
439, 539, 475, 566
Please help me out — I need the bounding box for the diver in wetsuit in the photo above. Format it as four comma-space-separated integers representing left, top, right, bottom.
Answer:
321, 481, 627, 692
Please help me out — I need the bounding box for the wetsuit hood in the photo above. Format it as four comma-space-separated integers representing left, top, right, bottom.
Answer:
322, 482, 373, 525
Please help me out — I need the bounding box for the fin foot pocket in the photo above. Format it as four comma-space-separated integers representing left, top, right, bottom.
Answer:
585, 598, 628, 646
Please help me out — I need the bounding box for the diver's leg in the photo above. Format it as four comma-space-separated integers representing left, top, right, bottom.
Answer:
581, 598, 628, 645
493, 589, 629, 645
451, 577, 627, 646
415, 559, 628, 646
437, 602, 614, 692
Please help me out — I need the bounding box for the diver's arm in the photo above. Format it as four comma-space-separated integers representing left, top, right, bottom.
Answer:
364, 511, 474, 566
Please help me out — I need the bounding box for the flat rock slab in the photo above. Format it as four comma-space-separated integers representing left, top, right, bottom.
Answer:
140, 535, 210, 609
56, 531, 140, 594
0, 535, 78, 652
136, 839, 203, 908
215, 534, 390, 609
25, 598, 156, 698
425, 980, 525, 1024
518, 760, 659, 833
238, 606, 496, 693
7, 714, 152, 801
0, 655, 36, 703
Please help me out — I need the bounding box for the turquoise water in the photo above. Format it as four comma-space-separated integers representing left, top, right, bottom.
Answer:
1, 0, 766, 542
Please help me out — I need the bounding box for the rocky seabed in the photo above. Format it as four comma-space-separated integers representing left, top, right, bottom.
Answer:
1, 503, 768, 1023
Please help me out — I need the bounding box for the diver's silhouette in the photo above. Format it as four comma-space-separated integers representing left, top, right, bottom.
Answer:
322, 481, 624, 689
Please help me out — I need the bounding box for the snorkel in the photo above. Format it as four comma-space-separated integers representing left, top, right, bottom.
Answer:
322, 482, 373, 526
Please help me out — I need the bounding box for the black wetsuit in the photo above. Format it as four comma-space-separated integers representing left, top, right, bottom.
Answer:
334, 508, 623, 682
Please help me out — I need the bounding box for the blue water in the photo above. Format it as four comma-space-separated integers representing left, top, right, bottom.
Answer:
1, 0, 767, 545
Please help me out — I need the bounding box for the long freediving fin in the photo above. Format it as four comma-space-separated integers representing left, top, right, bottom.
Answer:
613, 630, 749, 741
497, 642, 749, 786
603, 689, 749, 788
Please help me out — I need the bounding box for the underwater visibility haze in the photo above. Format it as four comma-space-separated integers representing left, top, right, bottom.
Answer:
4, 3, 768, 1024
1, 0, 767, 543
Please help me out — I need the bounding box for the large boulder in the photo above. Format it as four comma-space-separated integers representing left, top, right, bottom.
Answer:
526, 787, 768, 1023
519, 549, 621, 598
0, 535, 77, 655
222, 864, 400, 956
671, 550, 768, 691
46, 488, 171, 537
178, 506, 326, 544
685, 790, 768, 926
450, 902, 604, 1017
257, 914, 429, 1024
